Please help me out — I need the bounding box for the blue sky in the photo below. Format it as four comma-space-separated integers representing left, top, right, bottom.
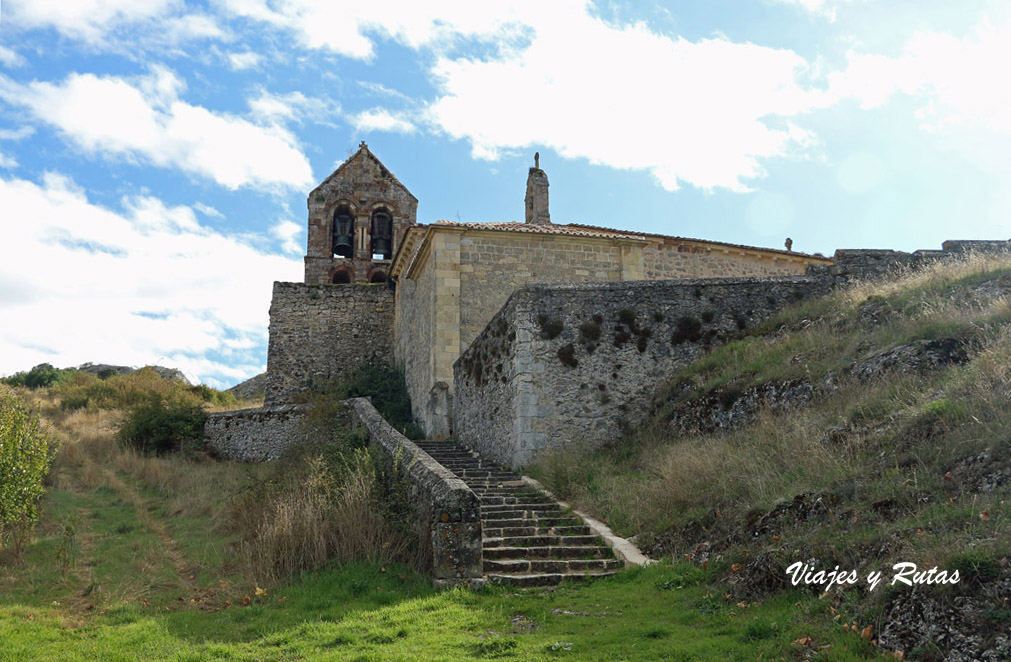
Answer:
1, 0, 1009, 387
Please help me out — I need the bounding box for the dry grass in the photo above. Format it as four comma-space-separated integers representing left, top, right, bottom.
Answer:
245, 450, 407, 583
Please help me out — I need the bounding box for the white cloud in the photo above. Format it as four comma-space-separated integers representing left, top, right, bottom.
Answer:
0, 152, 17, 169
217, 0, 532, 60
0, 67, 314, 190
0, 46, 26, 68
427, 5, 829, 191
4, 0, 223, 48
247, 88, 335, 125
830, 18, 1011, 135
771, 0, 848, 20
228, 50, 263, 70
221, 0, 828, 191
271, 219, 304, 255
351, 108, 416, 134
0, 126, 36, 141
0, 172, 302, 386
193, 202, 224, 218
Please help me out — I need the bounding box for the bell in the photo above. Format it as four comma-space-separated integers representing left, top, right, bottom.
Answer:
334, 234, 353, 258
372, 237, 391, 259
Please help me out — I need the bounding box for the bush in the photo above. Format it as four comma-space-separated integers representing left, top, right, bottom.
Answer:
2, 363, 76, 389
0, 386, 53, 554
117, 398, 207, 455
303, 366, 423, 439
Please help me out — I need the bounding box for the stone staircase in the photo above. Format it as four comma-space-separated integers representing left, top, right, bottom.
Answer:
413, 440, 622, 587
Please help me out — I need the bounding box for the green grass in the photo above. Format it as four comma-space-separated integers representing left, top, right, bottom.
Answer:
0, 555, 892, 661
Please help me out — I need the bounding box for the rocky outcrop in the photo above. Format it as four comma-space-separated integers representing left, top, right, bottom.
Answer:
226, 372, 267, 400
850, 338, 969, 382
878, 577, 1011, 661
662, 337, 971, 437
77, 362, 191, 384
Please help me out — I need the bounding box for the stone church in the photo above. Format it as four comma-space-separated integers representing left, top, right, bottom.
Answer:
259, 142, 830, 441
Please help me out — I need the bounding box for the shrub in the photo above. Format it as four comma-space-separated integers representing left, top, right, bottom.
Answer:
578, 320, 602, 342
2, 363, 76, 389
0, 386, 53, 554
671, 316, 702, 345
117, 398, 207, 455
304, 366, 422, 439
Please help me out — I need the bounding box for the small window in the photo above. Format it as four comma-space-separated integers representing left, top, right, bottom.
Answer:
370, 271, 387, 284
370, 210, 393, 260
332, 270, 351, 284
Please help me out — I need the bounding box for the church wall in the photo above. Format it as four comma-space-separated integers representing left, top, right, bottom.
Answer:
642, 239, 809, 280
394, 242, 440, 434
264, 282, 395, 405
457, 232, 642, 356
453, 277, 827, 468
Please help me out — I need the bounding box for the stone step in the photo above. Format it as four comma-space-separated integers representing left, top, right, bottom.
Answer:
483, 534, 600, 548
481, 504, 562, 517
484, 558, 623, 574
480, 495, 549, 506
484, 545, 613, 560
486, 571, 618, 588
459, 471, 516, 479
481, 516, 582, 529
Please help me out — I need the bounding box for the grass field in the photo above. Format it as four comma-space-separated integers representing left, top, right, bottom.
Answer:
0, 389, 892, 660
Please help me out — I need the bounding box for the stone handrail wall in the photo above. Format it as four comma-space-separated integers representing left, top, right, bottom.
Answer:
205, 404, 308, 462
344, 397, 482, 582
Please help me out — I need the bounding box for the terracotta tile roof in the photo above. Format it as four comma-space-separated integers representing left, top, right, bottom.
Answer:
392, 218, 831, 279
431, 220, 650, 241
564, 222, 829, 261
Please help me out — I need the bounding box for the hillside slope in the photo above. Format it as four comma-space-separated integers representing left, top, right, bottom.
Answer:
530, 252, 1011, 660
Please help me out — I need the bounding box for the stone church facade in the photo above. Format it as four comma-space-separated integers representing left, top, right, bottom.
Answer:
261, 143, 830, 437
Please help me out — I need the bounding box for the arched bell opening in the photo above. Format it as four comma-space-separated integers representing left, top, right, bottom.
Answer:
332, 205, 354, 259
370, 209, 393, 260
369, 270, 388, 284
331, 269, 352, 284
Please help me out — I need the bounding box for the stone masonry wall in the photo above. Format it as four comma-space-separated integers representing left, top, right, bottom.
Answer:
393, 240, 442, 435
265, 282, 395, 405
643, 238, 810, 279
205, 404, 307, 462
453, 277, 827, 468
346, 397, 482, 583
458, 232, 643, 354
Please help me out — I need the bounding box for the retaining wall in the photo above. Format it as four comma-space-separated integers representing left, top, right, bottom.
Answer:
205, 404, 308, 462
453, 276, 828, 468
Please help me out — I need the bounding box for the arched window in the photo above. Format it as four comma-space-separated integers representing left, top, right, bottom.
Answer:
369, 270, 387, 284
332, 206, 354, 258
331, 269, 352, 284
370, 210, 393, 260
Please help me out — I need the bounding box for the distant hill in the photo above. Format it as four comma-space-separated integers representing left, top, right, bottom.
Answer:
77, 363, 192, 384
226, 372, 266, 401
